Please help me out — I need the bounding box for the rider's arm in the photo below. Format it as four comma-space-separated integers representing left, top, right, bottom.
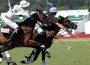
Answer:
55, 20, 71, 34
55, 22, 67, 30
12, 5, 30, 18
5, 5, 20, 19
52, 17, 67, 30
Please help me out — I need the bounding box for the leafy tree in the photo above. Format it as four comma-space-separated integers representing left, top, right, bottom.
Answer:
0, 0, 90, 12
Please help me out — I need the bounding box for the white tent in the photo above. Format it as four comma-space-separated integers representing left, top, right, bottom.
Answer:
76, 12, 90, 34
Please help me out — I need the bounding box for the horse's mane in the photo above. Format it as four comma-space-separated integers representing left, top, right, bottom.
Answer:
42, 16, 65, 32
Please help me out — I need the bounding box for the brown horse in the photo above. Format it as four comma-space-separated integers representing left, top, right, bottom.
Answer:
21, 16, 77, 64
0, 9, 47, 64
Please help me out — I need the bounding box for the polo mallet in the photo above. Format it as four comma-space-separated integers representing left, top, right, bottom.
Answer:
65, 22, 90, 46
73, 34, 90, 46
57, 38, 71, 51
53, 34, 71, 51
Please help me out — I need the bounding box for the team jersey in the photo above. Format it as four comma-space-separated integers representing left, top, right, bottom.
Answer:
5, 5, 30, 22
47, 14, 57, 24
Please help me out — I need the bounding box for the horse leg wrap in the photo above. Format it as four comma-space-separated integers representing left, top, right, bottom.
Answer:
4, 51, 11, 58
0, 53, 3, 58
0, 58, 3, 63
42, 61, 46, 65
0, 49, 3, 58
46, 50, 51, 59
27, 49, 36, 62
4, 57, 14, 63
40, 45, 47, 52
20, 49, 36, 64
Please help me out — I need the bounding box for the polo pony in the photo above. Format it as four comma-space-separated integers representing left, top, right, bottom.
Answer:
0, 9, 47, 65
21, 16, 77, 65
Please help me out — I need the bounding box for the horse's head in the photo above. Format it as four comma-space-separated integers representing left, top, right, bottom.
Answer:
31, 9, 47, 23
57, 16, 77, 30
18, 9, 47, 31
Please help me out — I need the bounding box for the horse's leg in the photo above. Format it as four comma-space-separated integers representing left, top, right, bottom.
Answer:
26, 48, 41, 63
0, 48, 5, 63
0, 51, 11, 63
42, 50, 46, 65
29, 40, 46, 51
25, 48, 41, 64
0, 53, 3, 63
4, 51, 10, 59
21, 48, 41, 64
26, 48, 37, 62
20, 48, 37, 63
33, 48, 41, 61
0, 46, 14, 63
26, 48, 46, 64
4, 51, 14, 62
46, 49, 51, 59
24, 32, 46, 50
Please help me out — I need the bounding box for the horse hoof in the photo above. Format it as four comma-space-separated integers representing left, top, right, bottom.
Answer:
25, 56, 29, 59
0, 58, 3, 63
7, 62, 17, 65
12, 62, 17, 65
20, 59, 34, 64
46, 51, 51, 59
0, 60, 2, 63
0, 62, 2, 63
7, 62, 10, 65
20, 60, 25, 64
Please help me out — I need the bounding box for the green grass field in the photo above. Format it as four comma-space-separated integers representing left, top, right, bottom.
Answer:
0, 38, 90, 65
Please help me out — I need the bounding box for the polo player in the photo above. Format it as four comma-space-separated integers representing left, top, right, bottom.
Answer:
1, 0, 30, 45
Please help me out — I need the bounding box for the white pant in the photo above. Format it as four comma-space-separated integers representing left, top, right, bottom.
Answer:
34, 23, 43, 34
1, 16, 18, 29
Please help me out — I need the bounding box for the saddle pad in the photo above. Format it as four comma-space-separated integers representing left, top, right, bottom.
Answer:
0, 28, 10, 33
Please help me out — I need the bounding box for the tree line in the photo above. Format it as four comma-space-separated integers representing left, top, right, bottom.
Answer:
0, 0, 90, 12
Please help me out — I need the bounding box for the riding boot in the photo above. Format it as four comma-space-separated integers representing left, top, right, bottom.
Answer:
6, 28, 19, 45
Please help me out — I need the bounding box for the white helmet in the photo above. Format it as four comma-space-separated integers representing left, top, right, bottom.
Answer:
49, 7, 57, 13
20, 0, 30, 7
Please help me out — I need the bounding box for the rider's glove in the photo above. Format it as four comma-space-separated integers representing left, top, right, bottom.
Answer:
66, 29, 72, 35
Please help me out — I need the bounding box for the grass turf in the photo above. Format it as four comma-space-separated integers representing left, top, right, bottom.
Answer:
0, 38, 90, 65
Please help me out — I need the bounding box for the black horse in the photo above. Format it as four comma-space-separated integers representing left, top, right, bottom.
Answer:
21, 16, 77, 64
